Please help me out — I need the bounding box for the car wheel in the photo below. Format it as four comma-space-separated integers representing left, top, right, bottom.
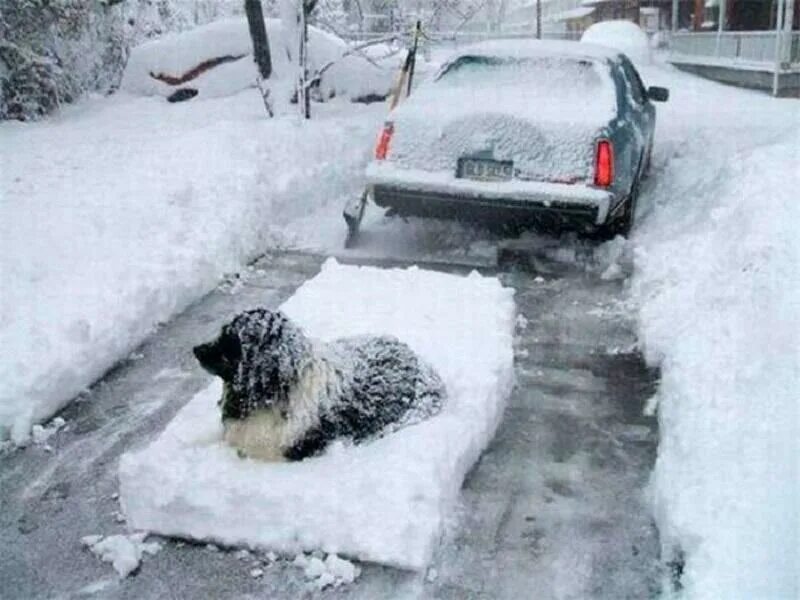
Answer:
343, 191, 368, 248
615, 185, 637, 237
642, 142, 653, 179
596, 182, 638, 240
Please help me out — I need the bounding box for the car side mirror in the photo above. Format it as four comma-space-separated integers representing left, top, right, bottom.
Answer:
648, 86, 669, 102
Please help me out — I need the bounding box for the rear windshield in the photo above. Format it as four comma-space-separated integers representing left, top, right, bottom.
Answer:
435, 55, 607, 93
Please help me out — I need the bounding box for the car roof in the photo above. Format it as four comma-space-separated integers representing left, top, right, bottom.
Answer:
443, 39, 622, 64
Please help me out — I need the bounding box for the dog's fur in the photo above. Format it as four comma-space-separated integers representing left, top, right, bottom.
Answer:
193, 309, 446, 461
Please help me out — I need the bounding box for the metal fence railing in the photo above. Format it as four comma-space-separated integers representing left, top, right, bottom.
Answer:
670, 31, 800, 67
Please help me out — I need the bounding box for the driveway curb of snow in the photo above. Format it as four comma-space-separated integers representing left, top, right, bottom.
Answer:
633, 130, 800, 598
0, 95, 381, 444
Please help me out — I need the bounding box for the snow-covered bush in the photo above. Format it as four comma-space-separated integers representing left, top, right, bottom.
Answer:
0, 0, 126, 120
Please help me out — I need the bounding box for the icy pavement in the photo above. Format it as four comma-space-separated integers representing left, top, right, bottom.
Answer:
0, 249, 659, 598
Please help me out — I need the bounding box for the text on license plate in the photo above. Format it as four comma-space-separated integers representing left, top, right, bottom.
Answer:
458, 158, 513, 182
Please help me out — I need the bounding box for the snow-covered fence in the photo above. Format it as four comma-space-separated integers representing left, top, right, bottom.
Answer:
669, 31, 800, 95
670, 31, 800, 66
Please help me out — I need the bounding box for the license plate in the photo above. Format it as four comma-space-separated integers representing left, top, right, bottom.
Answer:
458, 158, 513, 182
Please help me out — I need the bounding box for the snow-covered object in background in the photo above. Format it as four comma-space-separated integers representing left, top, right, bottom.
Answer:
120, 17, 395, 103
119, 259, 515, 570
581, 20, 651, 64
632, 90, 800, 596
81, 532, 162, 578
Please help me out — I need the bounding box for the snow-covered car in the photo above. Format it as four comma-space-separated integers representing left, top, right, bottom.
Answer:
581, 19, 652, 64
120, 17, 396, 103
355, 40, 668, 238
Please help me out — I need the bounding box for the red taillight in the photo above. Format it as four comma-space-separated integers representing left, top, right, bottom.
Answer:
375, 122, 394, 160
594, 139, 614, 187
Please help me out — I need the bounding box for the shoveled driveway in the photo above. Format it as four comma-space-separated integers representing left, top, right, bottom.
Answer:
0, 247, 661, 600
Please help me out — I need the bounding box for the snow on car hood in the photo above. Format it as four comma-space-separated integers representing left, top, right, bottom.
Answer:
385, 65, 616, 182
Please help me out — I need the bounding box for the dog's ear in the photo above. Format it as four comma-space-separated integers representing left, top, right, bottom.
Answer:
194, 330, 241, 380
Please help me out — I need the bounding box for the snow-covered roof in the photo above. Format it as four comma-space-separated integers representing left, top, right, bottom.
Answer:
551, 6, 596, 21
444, 38, 621, 64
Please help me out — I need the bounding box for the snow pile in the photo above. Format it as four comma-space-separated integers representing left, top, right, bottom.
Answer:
0, 94, 381, 444
81, 533, 162, 578
581, 20, 651, 64
119, 259, 515, 570
633, 128, 800, 596
121, 17, 395, 103
293, 552, 361, 590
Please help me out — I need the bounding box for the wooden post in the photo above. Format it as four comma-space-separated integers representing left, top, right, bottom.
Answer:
693, 0, 704, 30
244, 0, 272, 79
672, 0, 679, 31
536, 0, 542, 39
773, 0, 786, 96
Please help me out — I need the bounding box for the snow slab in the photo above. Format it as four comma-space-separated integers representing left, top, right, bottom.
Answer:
119, 258, 515, 571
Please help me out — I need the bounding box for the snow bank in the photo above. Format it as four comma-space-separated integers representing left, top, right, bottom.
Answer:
121, 17, 395, 102
633, 119, 800, 596
581, 20, 651, 64
119, 259, 515, 570
0, 95, 381, 444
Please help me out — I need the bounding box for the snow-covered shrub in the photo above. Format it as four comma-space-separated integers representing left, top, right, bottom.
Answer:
0, 0, 243, 121
0, 0, 126, 120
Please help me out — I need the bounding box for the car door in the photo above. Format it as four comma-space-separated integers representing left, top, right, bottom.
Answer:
618, 56, 654, 180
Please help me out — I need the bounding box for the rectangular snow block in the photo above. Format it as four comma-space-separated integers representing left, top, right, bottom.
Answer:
118, 259, 515, 570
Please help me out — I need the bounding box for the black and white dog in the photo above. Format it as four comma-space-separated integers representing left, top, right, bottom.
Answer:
193, 309, 446, 461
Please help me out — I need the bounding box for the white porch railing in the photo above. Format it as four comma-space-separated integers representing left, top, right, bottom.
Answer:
670, 31, 800, 67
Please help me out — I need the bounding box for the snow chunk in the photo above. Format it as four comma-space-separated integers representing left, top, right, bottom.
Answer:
293, 552, 360, 589
31, 416, 66, 446
118, 260, 515, 570
81, 533, 161, 578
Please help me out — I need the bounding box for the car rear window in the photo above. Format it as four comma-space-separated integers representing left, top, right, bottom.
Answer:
436, 55, 607, 94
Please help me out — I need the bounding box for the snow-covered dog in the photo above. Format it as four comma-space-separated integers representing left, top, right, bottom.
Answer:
193, 309, 446, 461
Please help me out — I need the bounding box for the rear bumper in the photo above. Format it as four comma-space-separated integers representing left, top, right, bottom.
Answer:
366, 163, 614, 227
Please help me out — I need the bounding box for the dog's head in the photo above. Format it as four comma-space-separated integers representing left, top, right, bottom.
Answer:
193, 309, 312, 420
